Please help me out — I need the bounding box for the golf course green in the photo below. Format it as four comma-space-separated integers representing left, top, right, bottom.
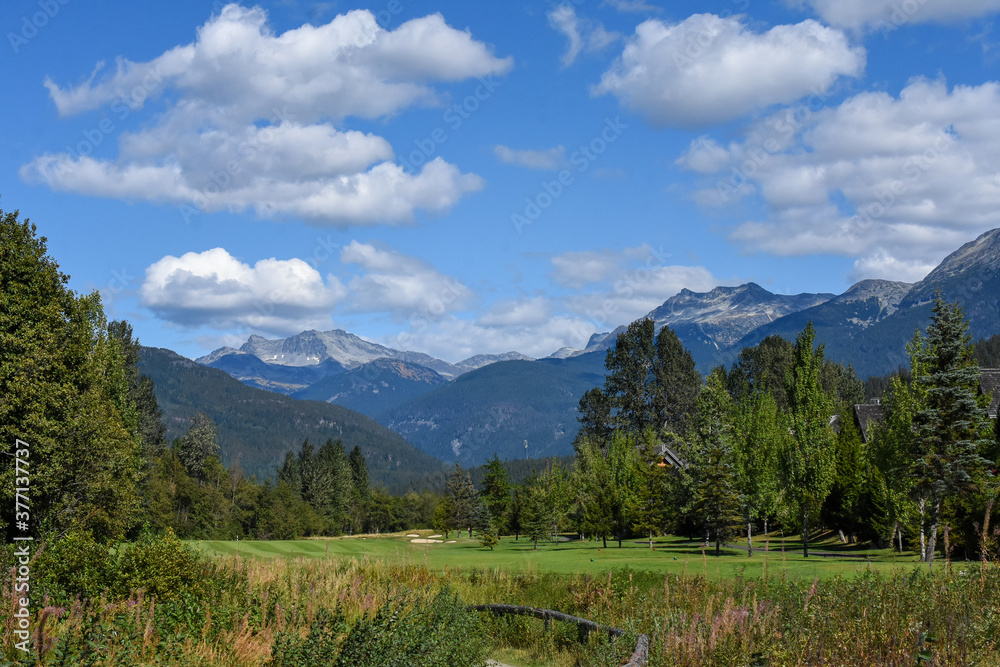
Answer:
192, 531, 924, 580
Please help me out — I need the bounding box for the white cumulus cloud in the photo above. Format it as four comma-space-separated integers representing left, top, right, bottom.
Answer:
593, 14, 865, 128
677, 78, 1000, 283
22, 5, 510, 226
340, 241, 475, 320
788, 0, 1000, 31
140, 248, 345, 333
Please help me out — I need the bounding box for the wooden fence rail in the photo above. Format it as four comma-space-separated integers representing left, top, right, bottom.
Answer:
469, 604, 648, 667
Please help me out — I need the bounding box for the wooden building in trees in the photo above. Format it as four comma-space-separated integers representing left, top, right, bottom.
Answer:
850, 368, 1000, 443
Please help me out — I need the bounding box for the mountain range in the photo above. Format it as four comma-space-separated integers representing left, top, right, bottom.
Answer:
186, 227, 1000, 469
139, 347, 446, 491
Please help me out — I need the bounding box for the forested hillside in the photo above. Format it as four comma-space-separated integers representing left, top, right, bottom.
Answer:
139, 347, 445, 489
378, 352, 606, 465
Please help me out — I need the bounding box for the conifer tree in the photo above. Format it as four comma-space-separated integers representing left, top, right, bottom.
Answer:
602, 319, 700, 436
480, 453, 512, 534
911, 296, 991, 566
688, 369, 742, 556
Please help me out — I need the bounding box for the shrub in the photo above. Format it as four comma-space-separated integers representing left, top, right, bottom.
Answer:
33, 531, 111, 601
333, 587, 491, 667
111, 528, 202, 600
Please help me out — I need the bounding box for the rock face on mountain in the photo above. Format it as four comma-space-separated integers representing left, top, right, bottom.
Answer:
730, 230, 1000, 377
581, 283, 835, 369
731, 279, 913, 372
293, 358, 448, 417
199, 350, 346, 395
454, 352, 535, 374
226, 330, 459, 378
896, 228, 1000, 338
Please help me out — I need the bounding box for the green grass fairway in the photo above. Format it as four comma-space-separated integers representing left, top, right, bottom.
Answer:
192, 531, 925, 580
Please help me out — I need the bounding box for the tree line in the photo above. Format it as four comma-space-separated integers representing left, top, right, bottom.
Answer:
3, 202, 997, 565
423, 311, 998, 565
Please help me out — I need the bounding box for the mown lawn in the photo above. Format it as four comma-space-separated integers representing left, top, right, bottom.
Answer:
191, 530, 925, 580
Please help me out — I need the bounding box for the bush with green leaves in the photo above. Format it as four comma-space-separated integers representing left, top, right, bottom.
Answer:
111, 528, 202, 600
334, 587, 490, 666
33, 531, 112, 601
33, 528, 203, 603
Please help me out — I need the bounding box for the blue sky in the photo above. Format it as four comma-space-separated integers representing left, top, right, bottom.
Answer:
4, 0, 1000, 362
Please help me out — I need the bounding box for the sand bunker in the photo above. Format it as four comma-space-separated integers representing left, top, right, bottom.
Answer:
406, 534, 420, 537
428, 534, 443, 538
410, 538, 443, 544
445, 540, 457, 543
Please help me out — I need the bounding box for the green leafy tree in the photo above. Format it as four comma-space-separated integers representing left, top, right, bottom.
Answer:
732, 389, 784, 554
629, 429, 673, 548
867, 332, 929, 554
821, 418, 873, 542
433, 497, 454, 539
1, 206, 144, 541
576, 437, 615, 548
177, 413, 220, 484
910, 296, 991, 565
539, 457, 574, 539
577, 431, 640, 547
781, 323, 837, 558
107, 319, 166, 454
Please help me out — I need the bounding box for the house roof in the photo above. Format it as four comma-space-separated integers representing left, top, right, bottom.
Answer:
655, 442, 686, 469
853, 402, 885, 443
981, 368, 1000, 419
852, 368, 999, 444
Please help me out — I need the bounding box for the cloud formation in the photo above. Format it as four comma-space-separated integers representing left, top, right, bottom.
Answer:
548, 5, 620, 67
340, 241, 475, 320
788, 0, 1000, 31
601, 0, 662, 13
141, 248, 345, 333
550, 246, 719, 328
677, 78, 1000, 282
494, 145, 567, 170
594, 14, 865, 128
22, 5, 511, 226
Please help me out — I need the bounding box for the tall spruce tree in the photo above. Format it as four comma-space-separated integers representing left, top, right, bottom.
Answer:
602, 319, 700, 437
446, 463, 477, 537
480, 453, 512, 535
688, 369, 743, 556
575, 387, 613, 448
911, 296, 990, 566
